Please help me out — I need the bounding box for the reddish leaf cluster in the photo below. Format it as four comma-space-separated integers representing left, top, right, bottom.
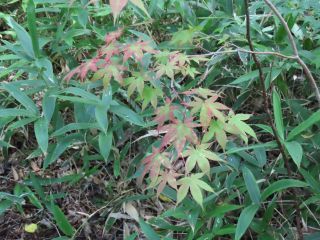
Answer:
64, 29, 256, 207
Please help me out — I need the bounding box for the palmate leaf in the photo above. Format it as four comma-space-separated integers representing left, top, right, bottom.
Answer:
155, 62, 179, 80
182, 144, 224, 176
177, 173, 214, 208
150, 170, 180, 196
140, 86, 163, 110
159, 118, 199, 156
122, 40, 157, 62
203, 120, 228, 150
138, 147, 172, 184
187, 95, 229, 129
183, 87, 218, 99
92, 61, 127, 87
225, 113, 257, 144
153, 98, 177, 127
124, 72, 146, 97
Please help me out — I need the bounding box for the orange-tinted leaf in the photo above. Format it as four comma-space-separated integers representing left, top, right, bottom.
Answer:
153, 98, 177, 127
138, 147, 172, 184
159, 118, 199, 155
105, 28, 123, 45
123, 40, 157, 62
155, 170, 180, 196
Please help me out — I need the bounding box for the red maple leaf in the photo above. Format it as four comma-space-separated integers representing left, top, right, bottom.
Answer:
156, 170, 181, 196
64, 57, 99, 82
138, 147, 172, 185
98, 42, 120, 63
153, 98, 178, 127
159, 118, 199, 155
105, 28, 123, 45
122, 40, 158, 62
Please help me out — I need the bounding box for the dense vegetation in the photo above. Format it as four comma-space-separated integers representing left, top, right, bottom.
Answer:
1, 0, 320, 239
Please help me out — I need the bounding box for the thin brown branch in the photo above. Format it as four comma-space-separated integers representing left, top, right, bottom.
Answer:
264, 0, 320, 106
191, 48, 296, 59
244, 1, 304, 239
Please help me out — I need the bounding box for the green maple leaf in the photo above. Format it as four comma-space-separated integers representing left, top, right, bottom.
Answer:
171, 28, 196, 46
203, 120, 228, 150
181, 65, 199, 79
124, 72, 148, 97
140, 86, 163, 110
184, 88, 218, 98
177, 173, 214, 208
225, 113, 257, 144
155, 62, 179, 80
188, 95, 229, 129
182, 143, 224, 176
91, 61, 126, 87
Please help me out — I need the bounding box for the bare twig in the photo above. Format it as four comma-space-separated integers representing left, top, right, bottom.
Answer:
191, 48, 296, 60
244, 1, 304, 239
264, 0, 320, 106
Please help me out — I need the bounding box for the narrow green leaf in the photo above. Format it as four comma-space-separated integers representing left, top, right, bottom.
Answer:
0, 140, 12, 148
235, 204, 259, 240
1, 83, 38, 115
0, 108, 37, 117
35, 58, 56, 84
26, 0, 40, 58
261, 179, 308, 200
138, 218, 161, 240
272, 89, 284, 140
7, 17, 35, 59
51, 123, 98, 137
284, 141, 303, 168
130, 0, 151, 17
95, 106, 108, 133
287, 110, 320, 141
42, 89, 57, 122
63, 87, 101, 103
77, 8, 88, 27
0, 200, 12, 215
7, 117, 37, 130
232, 68, 281, 85
242, 167, 261, 204
51, 204, 75, 236
34, 117, 49, 153
99, 132, 112, 161
207, 204, 243, 217
226, 141, 277, 154
109, 104, 145, 126
300, 168, 320, 194
225, 0, 233, 15
44, 134, 83, 168
57, 96, 101, 105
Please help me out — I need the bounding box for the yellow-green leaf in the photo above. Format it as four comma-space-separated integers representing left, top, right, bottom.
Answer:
24, 223, 38, 233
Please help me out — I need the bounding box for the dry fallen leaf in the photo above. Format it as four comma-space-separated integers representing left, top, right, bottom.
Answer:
123, 202, 139, 221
